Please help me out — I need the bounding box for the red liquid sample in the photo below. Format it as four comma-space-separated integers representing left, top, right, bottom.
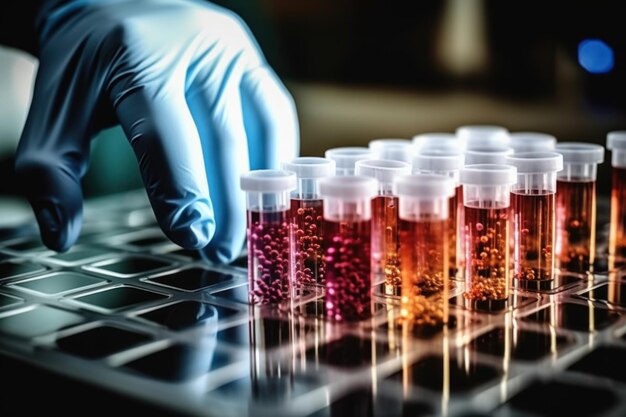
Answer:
371, 196, 401, 294
464, 204, 510, 305
512, 191, 555, 282
291, 199, 325, 288
555, 180, 596, 273
247, 210, 292, 304
609, 167, 626, 267
324, 220, 372, 322
398, 218, 449, 329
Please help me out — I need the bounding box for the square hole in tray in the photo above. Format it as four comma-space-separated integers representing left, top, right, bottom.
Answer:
56, 324, 153, 359
84, 256, 172, 278
468, 327, 574, 361
147, 268, 235, 291
71, 286, 168, 312
567, 346, 626, 383
0, 292, 24, 310
0, 305, 84, 339
306, 335, 391, 369
0, 261, 47, 280
211, 285, 250, 304
210, 373, 317, 403
576, 282, 626, 308
10, 272, 106, 296
521, 302, 621, 332
45, 247, 112, 266
137, 300, 240, 330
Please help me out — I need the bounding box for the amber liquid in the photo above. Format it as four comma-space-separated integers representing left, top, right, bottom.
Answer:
291, 199, 325, 288
452, 185, 464, 277
398, 217, 449, 331
371, 196, 401, 294
247, 210, 292, 304
609, 167, 626, 268
512, 191, 555, 286
323, 219, 372, 322
464, 204, 510, 309
556, 180, 596, 273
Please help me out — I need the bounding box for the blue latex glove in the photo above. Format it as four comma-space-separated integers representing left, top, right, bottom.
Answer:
14, 0, 299, 263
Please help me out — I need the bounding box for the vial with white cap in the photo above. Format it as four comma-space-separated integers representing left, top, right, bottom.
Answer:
355, 159, 411, 295
324, 147, 371, 176
554, 142, 605, 273
396, 174, 455, 331
240, 170, 296, 304
283, 157, 336, 290
456, 124, 510, 150
319, 176, 377, 322
368, 138, 414, 162
509, 132, 557, 153
506, 152, 563, 289
465, 146, 514, 165
460, 164, 517, 311
412, 149, 465, 278
412, 132, 461, 152
607, 131, 626, 267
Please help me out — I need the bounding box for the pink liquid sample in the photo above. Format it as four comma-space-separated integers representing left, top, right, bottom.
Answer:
324, 219, 372, 322
610, 167, 626, 267
247, 210, 292, 304
291, 199, 325, 288
371, 196, 401, 294
464, 204, 510, 306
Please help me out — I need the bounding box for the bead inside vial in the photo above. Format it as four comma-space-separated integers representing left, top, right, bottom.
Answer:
554, 143, 604, 273
355, 159, 411, 295
506, 152, 563, 290
324, 147, 371, 176
607, 131, 626, 269
319, 176, 377, 322
240, 170, 296, 305
396, 174, 455, 333
460, 164, 517, 311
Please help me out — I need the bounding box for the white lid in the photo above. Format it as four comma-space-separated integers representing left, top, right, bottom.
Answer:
319, 175, 378, 200
240, 169, 297, 192
464, 146, 514, 165
509, 132, 556, 152
324, 147, 372, 170
412, 133, 460, 151
607, 131, 626, 150
355, 159, 412, 184
368, 138, 413, 162
555, 142, 605, 164
460, 164, 517, 186
412, 149, 465, 172
505, 152, 563, 173
395, 174, 456, 198
283, 157, 336, 178
456, 125, 510, 149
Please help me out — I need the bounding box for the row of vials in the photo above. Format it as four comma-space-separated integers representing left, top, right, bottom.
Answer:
239, 125, 626, 330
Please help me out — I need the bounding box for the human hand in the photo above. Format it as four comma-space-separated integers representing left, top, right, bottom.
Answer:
15, 0, 299, 263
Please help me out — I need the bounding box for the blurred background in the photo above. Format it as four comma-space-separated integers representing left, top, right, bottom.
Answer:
1, 0, 625, 201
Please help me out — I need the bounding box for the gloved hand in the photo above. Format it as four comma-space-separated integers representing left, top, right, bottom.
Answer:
15, 0, 299, 263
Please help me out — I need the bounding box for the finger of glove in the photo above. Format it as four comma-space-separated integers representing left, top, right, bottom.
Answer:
111, 83, 215, 250
241, 66, 300, 170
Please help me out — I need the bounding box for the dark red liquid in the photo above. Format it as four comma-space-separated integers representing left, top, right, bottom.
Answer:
371, 196, 401, 294
512, 191, 555, 282
247, 210, 292, 304
451, 185, 463, 276
556, 180, 596, 273
291, 199, 325, 288
464, 204, 510, 304
610, 167, 626, 268
323, 219, 372, 322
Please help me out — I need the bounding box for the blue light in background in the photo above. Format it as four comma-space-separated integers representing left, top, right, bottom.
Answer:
578, 39, 614, 74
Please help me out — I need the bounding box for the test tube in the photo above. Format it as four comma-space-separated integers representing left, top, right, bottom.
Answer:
607, 131, 626, 268
412, 149, 465, 278
412, 132, 460, 152
319, 176, 377, 322
368, 138, 414, 162
456, 124, 510, 150
355, 159, 412, 295
396, 174, 455, 332
509, 132, 557, 153
464, 146, 514, 165
324, 147, 371, 176
554, 143, 605, 273
506, 152, 563, 290
283, 157, 336, 291
240, 170, 296, 304
460, 164, 517, 310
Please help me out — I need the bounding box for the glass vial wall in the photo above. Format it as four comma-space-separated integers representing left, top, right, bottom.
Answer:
607, 131, 626, 269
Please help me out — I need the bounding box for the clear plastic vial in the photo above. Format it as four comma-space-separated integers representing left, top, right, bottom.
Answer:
509, 132, 557, 153
607, 131, 626, 268
240, 170, 296, 304
319, 176, 378, 322
412, 132, 460, 152
368, 138, 414, 162
465, 146, 514, 165
283, 157, 336, 291
460, 164, 517, 311
554, 143, 605, 273
396, 174, 455, 332
324, 147, 371, 176
456, 125, 510, 150
355, 159, 411, 295
506, 152, 563, 290
412, 149, 465, 278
